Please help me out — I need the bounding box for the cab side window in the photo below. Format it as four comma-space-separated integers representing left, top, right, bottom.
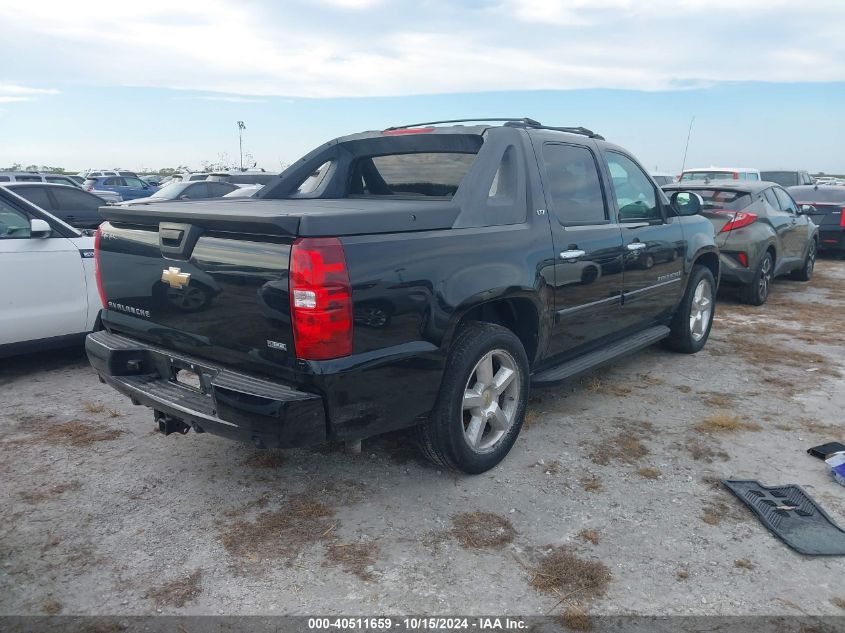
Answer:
0, 199, 31, 239
541, 143, 607, 225
605, 152, 661, 222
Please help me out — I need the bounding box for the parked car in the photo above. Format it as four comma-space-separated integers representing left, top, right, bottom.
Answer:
680, 167, 761, 182
663, 181, 818, 305
650, 172, 676, 186
761, 170, 813, 187
169, 172, 211, 183
0, 171, 121, 203
788, 184, 845, 255
0, 187, 99, 357
84, 175, 157, 201
222, 184, 264, 198
80, 169, 139, 179
141, 175, 163, 187
1, 182, 110, 229
88, 118, 720, 473
117, 180, 238, 205
207, 170, 280, 185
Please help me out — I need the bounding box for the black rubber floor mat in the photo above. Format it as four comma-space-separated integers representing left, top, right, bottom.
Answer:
723, 479, 845, 556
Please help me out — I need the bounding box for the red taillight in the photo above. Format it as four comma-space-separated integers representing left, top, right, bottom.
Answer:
737, 252, 748, 267
713, 209, 758, 233
840, 206, 845, 227
289, 237, 353, 360
382, 127, 435, 136
732, 172, 739, 180
94, 228, 107, 309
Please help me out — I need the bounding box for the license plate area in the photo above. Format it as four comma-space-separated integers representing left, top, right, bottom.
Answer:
169, 358, 211, 394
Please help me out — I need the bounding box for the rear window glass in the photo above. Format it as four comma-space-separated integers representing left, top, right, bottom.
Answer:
789, 186, 845, 204
761, 171, 799, 187
681, 171, 736, 181
694, 189, 753, 211
349, 153, 476, 198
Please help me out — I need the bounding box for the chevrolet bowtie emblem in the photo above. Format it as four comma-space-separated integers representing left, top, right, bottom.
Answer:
162, 267, 191, 289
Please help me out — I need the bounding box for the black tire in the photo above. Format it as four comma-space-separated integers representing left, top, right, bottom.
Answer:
663, 265, 716, 354
789, 240, 816, 281
740, 251, 774, 306
415, 322, 529, 474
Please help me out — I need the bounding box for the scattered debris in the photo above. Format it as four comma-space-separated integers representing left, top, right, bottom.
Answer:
676, 570, 689, 581
41, 599, 62, 615
578, 529, 600, 545
701, 501, 731, 526
13, 420, 124, 447
18, 481, 81, 504
825, 452, 845, 487
243, 451, 284, 469
831, 597, 845, 610
530, 546, 611, 599
451, 511, 516, 549
324, 541, 379, 580
734, 559, 754, 570
694, 413, 761, 434
581, 476, 603, 493
637, 467, 661, 480
145, 569, 203, 608
82, 401, 106, 414
559, 605, 592, 631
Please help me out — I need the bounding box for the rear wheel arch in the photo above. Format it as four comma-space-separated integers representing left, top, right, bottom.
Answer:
691, 250, 719, 286
447, 296, 541, 367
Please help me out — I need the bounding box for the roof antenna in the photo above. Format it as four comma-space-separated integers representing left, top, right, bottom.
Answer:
680, 115, 695, 173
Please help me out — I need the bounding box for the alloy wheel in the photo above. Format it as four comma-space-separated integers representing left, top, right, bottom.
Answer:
689, 278, 713, 342
461, 349, 521, 452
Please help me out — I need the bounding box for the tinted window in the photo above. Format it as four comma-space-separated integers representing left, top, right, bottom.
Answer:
774, 187, 798, 214
184, 183, 210, 199
606, 152, 661, 222
542, 143, 607, 224
788, 186, 845, 203
15, 175, 42, 182
349, 153, 476, 198
52, 187, 101, 211
209, 182, 236, 197
45, 176, 75, 186
124, 177, 146, 188
13, 186, 53, 210
761, 171, 799, 187
746, 173, 759, 181
681, 171, 735, 181
0, 176, 9, 182
689, 189, 753, 211
0, 198, 30, 239
762, 188, 779, 210
103, 177, 123, 186
652, 175, 673, 186
188, 174, 208, 181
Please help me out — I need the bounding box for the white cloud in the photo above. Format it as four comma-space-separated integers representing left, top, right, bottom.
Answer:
189, 96, 267, 103
0, 84, 59, 103
0, 0, 842, 98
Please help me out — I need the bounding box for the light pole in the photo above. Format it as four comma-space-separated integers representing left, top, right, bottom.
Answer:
680, 116, 695, 174
237, 121, 246, 171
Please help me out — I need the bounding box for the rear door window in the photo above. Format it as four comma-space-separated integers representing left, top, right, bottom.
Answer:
52, 187, 101, 211
542, 143, 607, 225
14, 186, 53, 210
103, 177, 123, 186
185, 183, 210, 199
0, 198, 31, 239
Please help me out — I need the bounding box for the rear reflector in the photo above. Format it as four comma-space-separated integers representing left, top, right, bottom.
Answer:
382, 127, 436, 136
712, 209, 758, 233
94, 228, 108, 309
737, 252, 748, 267
841, 206, 845, 227
289, 237, 353, 360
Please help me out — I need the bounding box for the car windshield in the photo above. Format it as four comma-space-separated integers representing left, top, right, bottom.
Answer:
150, 182, 189, 199
761, 171, 799, 187
681, 171, 735, 181
688, 189, 753, 211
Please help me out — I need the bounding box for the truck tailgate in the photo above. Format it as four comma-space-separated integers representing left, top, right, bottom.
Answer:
98, 221, 297, 376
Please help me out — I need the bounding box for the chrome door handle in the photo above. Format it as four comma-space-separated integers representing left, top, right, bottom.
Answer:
627, 242, 647, 251
560, 249, 586, 260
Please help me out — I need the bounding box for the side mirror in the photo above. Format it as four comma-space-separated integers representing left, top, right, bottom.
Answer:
798, 204, 816, 215
30, 218, 51, 238
670, 191, 704, 216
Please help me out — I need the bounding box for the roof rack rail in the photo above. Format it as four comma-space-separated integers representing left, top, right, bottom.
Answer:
383, 117, 603, 140
384, 118, 542, 131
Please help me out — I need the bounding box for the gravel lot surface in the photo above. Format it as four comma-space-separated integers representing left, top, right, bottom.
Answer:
2, 258, 844, 619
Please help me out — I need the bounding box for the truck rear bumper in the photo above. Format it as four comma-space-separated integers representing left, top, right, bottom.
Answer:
86, 331, 327, 448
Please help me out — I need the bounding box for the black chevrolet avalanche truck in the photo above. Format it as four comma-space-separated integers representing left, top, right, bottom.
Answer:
87, 118, 719, 473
